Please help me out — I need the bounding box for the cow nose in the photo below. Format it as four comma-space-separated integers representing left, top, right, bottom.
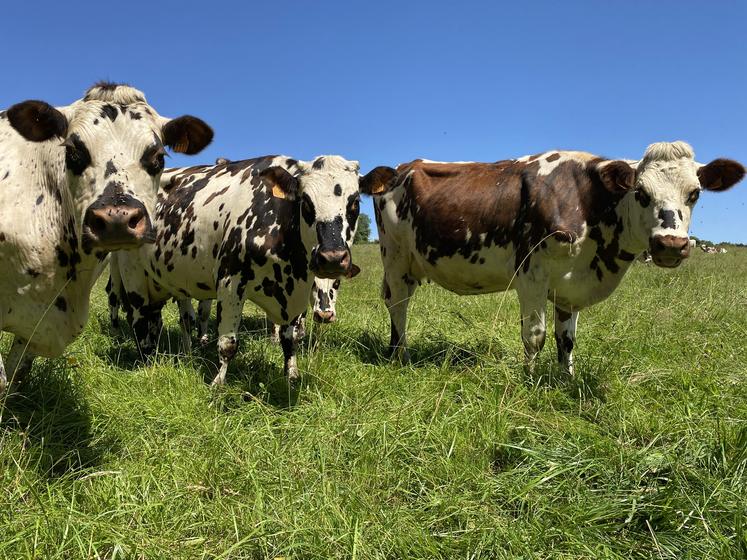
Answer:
314, 249, 351, 277
313, 310, 336, 323
83, 205, 153, 249
649, 235, 690, 267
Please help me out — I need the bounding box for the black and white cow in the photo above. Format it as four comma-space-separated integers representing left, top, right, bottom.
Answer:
0, 82, 212, 392
366, 142, 744, 374
111, 155, 380, 386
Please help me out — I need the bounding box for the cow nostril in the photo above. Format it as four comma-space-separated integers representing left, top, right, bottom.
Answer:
92, 216, 107, 236
128, 212, 143, 230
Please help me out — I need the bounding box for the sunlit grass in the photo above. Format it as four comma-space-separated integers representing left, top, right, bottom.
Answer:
0, 245, 745, 558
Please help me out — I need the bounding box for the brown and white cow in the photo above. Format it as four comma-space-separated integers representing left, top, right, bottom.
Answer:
366, 142, 744, 374
0, 82, 212, 392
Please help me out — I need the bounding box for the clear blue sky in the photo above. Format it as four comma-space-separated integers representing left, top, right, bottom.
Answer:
2, 1, 745, 242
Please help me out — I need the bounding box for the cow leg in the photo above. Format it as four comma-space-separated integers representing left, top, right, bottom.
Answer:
383, 272, 416, 362
6, 337, 35, 389
296, 312, 307, 341
213, 290, 243, 386
105, 275, 121, 329
268, 319, 280, 343
177, 299, 196, 354
106, 253, 123, 329
279, 317, 302, 387
554, 306, 578, 376
125, 299, 163, 358
197, 300, 212, 346
517, 284, 548, 373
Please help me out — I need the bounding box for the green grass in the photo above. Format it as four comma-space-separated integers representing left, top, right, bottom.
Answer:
1, 245, 746, 559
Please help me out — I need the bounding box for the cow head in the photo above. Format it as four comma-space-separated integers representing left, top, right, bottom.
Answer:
6, 82, 212, 253
599, 142, 744, 268
260, 156, 389, 279
311, 278, 340, 323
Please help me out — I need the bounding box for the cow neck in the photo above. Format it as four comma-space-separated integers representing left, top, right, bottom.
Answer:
610, 191, 648, 258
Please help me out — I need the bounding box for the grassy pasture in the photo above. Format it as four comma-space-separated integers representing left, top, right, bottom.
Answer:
0, 244, 745, 559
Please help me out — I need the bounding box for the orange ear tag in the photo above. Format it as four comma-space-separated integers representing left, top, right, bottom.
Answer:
272, 185, 287, 199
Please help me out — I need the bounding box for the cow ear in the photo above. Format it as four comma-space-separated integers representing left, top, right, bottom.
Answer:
697, 158, 745, 192
596, 160, 636, 194
346, 264, 361, 278
260, 166, 299, 201
359, 166, 397, 195
162, 115, 213, 155
7, 100, 68, 142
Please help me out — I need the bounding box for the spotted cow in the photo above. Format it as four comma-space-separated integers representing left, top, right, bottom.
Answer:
0, 82, 212, 392
367, 142, 744, 374
111, 155, 380, 386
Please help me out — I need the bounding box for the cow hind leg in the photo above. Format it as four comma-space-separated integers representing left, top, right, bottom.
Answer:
197, 300, 212, 346
177, 299, 196, 354
213, 288, 244, 386
268, 319, 280, 343
554, 306, 578, 376
383, 272, 416, 363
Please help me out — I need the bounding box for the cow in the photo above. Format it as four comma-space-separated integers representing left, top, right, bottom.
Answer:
366, 142, 744, 374
0, 82, 212, 393
110, 155, 381, 386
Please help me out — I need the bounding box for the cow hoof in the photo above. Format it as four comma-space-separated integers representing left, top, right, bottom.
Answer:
210, 375, 226, 387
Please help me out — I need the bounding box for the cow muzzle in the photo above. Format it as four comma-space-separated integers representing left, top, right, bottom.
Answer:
82, 203, 155, 251
649, 235, 690, 268
312, 248, 353, 279
313, 310, 336, 324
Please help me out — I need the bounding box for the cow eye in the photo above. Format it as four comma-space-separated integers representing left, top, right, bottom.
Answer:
634, 188, 651, 207
687, 189, 700, 205
141, 145, 166, 176
301, 196, 316, 226
332, 279, 340, 289
349, 198, 360, 213
64, 135, 91, 175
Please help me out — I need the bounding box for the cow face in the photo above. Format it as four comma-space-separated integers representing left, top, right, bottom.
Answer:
261, 155, 371, 279
311, 278, 340, 323
626, 142, 744, 268
6, 83, 212, 253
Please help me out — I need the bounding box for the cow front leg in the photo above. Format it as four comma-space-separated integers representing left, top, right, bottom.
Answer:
177, 299, 196, 354
279, 317, 302, 387
197, 300, 212, 346
518, 285, 548, 374
383, 272, 416, 362
106, 253, 123, 329
213, 289, 243, 386
554, 306, 578, 376
105, 274, 121, 329
6, 337, 35, 390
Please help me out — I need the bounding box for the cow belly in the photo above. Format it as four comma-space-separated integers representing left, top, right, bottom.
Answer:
415, 251, 514, 295
549, 266, 631, 310
1, 296, 90, 357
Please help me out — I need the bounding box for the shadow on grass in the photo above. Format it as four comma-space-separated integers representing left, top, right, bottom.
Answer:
0, 360, 116, 478
524, 358, 608, 402
341, 328, 510, 370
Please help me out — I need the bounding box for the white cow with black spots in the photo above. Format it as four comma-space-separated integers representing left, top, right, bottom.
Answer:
110, 155, 382, 387
0, 82, 212, 393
